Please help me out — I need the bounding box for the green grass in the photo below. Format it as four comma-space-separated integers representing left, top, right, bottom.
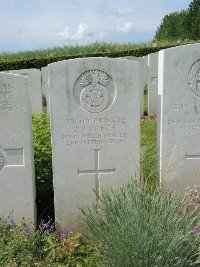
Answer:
143, 85, 148, 116
141, 118, 157, 186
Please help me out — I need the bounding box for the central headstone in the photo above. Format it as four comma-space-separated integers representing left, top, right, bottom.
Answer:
48, 57, 140, 230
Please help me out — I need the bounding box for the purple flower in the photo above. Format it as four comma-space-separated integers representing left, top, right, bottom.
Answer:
68, 230, 74, 236
29, 233, 36, 238
192, 226, 200, 233
10, 219, 16, 227
35, 247, 41, 254
60, 232, 68, 240
48, 224, 55, 233
39, 223, 49, 229
23, 229, 29, 235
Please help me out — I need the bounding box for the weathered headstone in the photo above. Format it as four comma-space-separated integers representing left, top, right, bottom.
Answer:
148, 52, 158, 115
121, 56, 144, 117
6, 69, 43, 113
143, 55, 149, 85
158, 44, 200, 192
41, 67, 50, 113
48, 57, 140, 230
0, 73, 36, 223
41, 67, 47, 97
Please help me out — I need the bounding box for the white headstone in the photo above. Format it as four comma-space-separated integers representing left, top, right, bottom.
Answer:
48, 57, 140, 230
158, 44, 200, 191
0, 73, 36, 223
148, 52, 158, 115
6, 69, 43, 114
41, 67, 49, 113
121, 56, 144, 117
41, 67, 47, 97
143, 55, 149, 85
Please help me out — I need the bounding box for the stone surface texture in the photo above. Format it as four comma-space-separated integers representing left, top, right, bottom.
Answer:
48, 57, 140, 230
143, 55, 149, 85
158, 44, 200, 192
7, 69, 43, 113
148, 52, 158, 115
121, 56, 144, 117
41, 67, 47, 97
0, 73, 36, 223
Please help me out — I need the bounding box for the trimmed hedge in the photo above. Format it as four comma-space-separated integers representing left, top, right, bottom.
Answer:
0, 44, 180, 71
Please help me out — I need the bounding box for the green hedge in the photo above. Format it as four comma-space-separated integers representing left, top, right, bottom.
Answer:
32, 114, 53, 222
0, 44, 179, 71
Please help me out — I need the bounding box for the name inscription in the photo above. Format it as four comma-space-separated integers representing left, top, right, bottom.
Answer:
62, 116, 127, 145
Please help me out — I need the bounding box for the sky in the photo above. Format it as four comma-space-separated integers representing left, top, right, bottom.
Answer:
0, 0, 192, 53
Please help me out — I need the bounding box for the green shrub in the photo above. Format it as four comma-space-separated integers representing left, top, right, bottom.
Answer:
83, 180, 200, 267
0, 219, 103, 266
32, 113, 53, 221
0, 44, 183, 71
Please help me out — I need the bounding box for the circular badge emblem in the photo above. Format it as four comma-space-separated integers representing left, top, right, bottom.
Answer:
80, 83, 109, 113
79, 70, 110, 113
188, 60, 200, 97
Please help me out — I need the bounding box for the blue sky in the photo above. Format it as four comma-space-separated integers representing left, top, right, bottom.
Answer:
0, 0, 191, 52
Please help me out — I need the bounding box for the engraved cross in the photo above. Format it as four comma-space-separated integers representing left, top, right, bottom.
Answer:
0, 145, 24, 173
78, 149, 116, 199
185, 153, 200, 160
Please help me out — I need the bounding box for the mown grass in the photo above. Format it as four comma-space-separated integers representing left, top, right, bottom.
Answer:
141, 117, 157, 187
143, 85, 148, 116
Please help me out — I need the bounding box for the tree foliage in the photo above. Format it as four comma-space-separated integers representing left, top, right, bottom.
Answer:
154, 0, 200, 41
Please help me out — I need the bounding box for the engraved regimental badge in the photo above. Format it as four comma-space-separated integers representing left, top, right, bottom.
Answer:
188, 60, 200, 97
80, 70, 110, 113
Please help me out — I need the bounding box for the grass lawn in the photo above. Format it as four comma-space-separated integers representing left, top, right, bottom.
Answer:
141, 117, 157, 186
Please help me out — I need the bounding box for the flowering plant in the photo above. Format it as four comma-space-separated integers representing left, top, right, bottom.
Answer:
0, 218, 103, 266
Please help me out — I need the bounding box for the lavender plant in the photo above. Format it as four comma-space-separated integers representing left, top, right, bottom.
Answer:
83, 180, 200, 267
185, 185, 200, 209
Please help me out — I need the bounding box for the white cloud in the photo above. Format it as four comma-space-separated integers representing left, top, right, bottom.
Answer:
71, 23, 92, 41
58, 27, 71, 40
58, 23, 92, 41
117, 22, 134, 34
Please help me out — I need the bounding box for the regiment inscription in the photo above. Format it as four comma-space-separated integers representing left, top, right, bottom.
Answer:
62, 116, 127, 145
